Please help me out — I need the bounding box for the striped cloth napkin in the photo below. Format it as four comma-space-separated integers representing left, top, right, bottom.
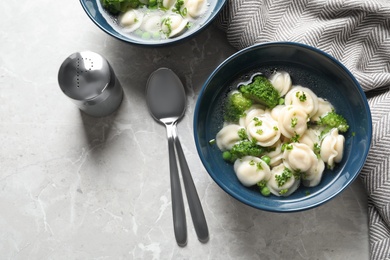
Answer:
215, 1, 390, 259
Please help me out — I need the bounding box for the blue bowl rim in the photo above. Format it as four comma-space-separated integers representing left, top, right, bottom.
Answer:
193, 41, 372, 212
79, 0, 227, 47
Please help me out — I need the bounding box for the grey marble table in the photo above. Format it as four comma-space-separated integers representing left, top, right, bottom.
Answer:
0, 1, 369, 259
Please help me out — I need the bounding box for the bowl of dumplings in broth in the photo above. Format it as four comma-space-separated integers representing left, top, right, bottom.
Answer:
80, 0, 227, 46
194, 42, 372, 212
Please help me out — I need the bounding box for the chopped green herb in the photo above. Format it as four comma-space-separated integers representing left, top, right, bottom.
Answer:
253, 117, 263, 126
209, 139, 216, 145
281, 143, 293, 152
249, 160, 256, 166
313, 143, 321, 158
291, 117, 298, 128
293, 169, 301, 180
181, 7, 188, 16
275, 167, 293, 187
185, 22, 192, 29
279, 189, 288, 195
256, 162, 263, 170
305, 190, 311, 196
257, 180, 267, 188
290, 133, 300, 142
273, 126, 279, 131
162, 17, 172, 36
296, 91, 307, 102
256, 129, 264, 135
173, 0, 186, 16
238, 128, 248, 140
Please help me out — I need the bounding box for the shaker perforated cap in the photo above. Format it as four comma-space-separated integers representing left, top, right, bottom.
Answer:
58, 51, 112, 101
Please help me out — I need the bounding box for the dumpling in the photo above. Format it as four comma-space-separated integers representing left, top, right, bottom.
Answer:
264, 140, 283, 167
141, 14, 162, 34
278, 105, 308, 138
216, 124, 244, 151
234, 156, 271, 187
269, 71, 292, 96
299, 128, 321, 152
320, 128, 345, 169
161, 14, 188, 38
283, 143, 318, 173
246, 114, 281, 147
269, 105, 284, 122
311, 98, 334, 122
118, 9, 144, 33
239, 105, 266, 128
302, 158, 325, 187
285, 86, 319, 117
185, 0, 207, 18
162, 0, 176, 8
267, 164, 300, 197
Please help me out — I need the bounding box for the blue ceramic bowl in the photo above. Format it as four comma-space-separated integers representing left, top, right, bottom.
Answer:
194, 42, 372, 212
79, 0, 226, 46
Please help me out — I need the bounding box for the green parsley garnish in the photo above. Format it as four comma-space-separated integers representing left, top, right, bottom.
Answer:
275, 168, 293, 187
313, 143, 321, 158
257, 180, 267, 188
281, 143, 293, 152
279, 189, 288, 195
257, 162, 263, 170
162, 17, 172, 36
253, 117, 263, 126
238, 128, 248, 140
296, 91, 307, 102
291, 117, 298, 128
290, 133, 300, 142
293, 169, 301, 180
173, 0, 187, 16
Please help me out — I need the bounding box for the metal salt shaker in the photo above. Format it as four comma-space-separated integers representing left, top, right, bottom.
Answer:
58, 51, 123, 117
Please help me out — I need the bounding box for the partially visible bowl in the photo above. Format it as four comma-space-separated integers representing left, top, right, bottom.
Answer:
79, 0, 226, 46
194, 42, 372, 212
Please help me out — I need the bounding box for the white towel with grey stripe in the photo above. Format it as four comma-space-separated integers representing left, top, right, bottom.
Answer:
216, 1, 390, 259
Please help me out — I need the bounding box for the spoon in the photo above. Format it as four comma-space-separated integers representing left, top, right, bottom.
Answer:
146, 68, 209, 246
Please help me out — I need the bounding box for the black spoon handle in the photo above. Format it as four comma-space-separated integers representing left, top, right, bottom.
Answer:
167, 125, 187, 247
173, 126, 209, 243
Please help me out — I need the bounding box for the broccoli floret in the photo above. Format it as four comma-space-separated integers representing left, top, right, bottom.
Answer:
101, 0, 141, 15
239, 75, 280, 108
222, 140, 265, 163
319, 111, 349, 133
224, 92, 253, 123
